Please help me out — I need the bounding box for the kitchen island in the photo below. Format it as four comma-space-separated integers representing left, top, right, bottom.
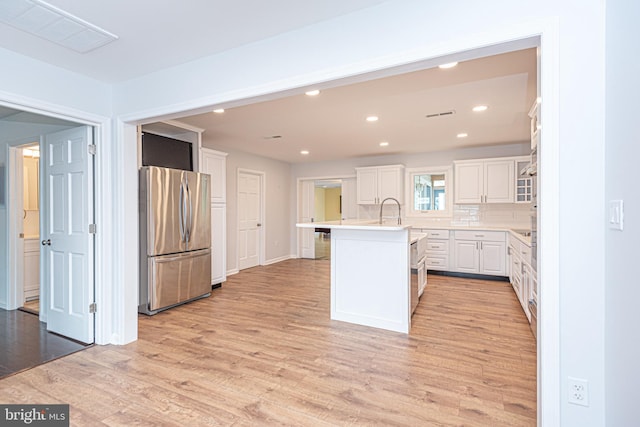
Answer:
297, 220, 413, 333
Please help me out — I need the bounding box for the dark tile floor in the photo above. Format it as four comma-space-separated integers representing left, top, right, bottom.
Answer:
0, 308, 90, 379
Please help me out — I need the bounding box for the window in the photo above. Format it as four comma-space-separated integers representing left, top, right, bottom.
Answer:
406, 166, 452, 218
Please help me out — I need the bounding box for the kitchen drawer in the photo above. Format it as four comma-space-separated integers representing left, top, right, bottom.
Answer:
454, 230, 505, 242
424, 229, 450, 239
425, 256, 448, 270
519, 244, 531, 261
426, 240, 449, 253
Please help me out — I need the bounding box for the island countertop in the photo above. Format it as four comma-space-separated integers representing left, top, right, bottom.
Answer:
296, 219, 411, 232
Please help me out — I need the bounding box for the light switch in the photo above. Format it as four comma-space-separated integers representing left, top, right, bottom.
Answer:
608, 200, 624, 231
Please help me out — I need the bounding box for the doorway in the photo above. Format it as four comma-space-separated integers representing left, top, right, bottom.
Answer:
18, 142, 41, 315
237, 169, 265, 270
298, 176, 357, 259
3, 123, 96, 374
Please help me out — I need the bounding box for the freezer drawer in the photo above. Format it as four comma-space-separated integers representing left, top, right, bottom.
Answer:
140, 248, 211, 314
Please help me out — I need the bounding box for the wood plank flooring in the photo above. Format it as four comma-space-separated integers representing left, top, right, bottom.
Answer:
0, 259, 536, 426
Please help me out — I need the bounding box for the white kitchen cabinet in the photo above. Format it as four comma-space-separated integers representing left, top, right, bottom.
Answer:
508, 232, 533, 321
453, 239, 480, 273
356, 165, 404, 204
24, 238, 40, 300
454, 158, 515, 204
515, 157, 533, 203
201, 149, 227, 204
529, 100, 540, 151
414, 229, 450, 271
200, 148, 228, 285
211, 203, 226, 285
452, 230, 506, 276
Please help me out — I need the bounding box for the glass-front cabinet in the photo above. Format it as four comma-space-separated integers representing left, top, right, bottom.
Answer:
515, 159, 532, 203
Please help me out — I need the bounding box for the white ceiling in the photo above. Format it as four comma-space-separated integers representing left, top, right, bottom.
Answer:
179, 48, 537, 163
0, 0, 389, 83
0, 1, 537, 164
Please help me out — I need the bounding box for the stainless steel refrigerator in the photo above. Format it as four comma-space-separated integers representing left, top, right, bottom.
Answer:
139, 166, 212, 315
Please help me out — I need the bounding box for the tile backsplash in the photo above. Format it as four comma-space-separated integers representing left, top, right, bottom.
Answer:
358, 203, 533, 229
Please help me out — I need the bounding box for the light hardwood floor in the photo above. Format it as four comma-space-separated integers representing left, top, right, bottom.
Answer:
0, 259, 536, 426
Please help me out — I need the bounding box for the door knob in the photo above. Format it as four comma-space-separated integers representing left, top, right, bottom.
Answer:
41, 239, 51, 246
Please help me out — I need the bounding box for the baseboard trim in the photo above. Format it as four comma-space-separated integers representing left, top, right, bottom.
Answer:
263, 254, 295, 266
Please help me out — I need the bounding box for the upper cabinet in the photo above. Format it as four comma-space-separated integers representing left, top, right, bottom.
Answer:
515, 156, 533, 203
454, 158, 514, 204
529, 100, 540, 151
200, 148, 228, 204
356, 165, 404, 205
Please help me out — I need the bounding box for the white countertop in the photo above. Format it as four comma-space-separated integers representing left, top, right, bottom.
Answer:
410, 224, 532, 245
296, 220, 410, 232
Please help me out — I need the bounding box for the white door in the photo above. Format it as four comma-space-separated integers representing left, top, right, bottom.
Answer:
238, 170, 262, 270
299, 180, 315, 259
43, 126, 94, 344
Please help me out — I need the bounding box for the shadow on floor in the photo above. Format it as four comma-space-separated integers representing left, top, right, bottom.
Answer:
0, 308, 91, 379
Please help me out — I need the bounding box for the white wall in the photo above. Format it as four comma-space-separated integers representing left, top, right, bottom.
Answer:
604, 1, 640, 424
202, 142, 293, 272
0, 47, 111, 118
108, 2, 607, 425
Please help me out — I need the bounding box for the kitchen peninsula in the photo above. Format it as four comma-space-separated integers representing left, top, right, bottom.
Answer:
297, 220, 413, 333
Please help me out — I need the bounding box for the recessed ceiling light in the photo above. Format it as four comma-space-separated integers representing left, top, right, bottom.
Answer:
305, 90, 320, 96
379, 141, 389, 147
457, 133, 468, 138
300, 150, 309, 155
438, 62, 458, 69
213, 108, 225, 114
366, 116, 379, 122
472, 105, 488, 112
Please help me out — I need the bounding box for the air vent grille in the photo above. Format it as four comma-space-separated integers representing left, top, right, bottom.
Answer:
425, 110, 456, 118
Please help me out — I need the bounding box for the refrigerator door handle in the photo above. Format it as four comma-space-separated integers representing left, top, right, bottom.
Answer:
186, 179, 193, 243
178, 179, 185, 242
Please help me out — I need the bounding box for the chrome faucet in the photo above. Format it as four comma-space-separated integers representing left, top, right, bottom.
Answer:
379, 197, 401, 225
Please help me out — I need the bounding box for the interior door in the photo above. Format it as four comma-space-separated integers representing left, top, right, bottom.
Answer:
299, 180, 315, 259
238, 170, 262, 270
43, 126, 94, 344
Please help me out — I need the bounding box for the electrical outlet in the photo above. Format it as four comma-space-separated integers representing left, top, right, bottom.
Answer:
568, 377, 589, 406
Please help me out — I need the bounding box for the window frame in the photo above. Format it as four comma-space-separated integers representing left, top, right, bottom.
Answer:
405, 165, 453, 218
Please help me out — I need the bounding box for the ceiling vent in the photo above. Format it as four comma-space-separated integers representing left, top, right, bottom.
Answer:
425, 110, 456, 119
0, 0, 118, 53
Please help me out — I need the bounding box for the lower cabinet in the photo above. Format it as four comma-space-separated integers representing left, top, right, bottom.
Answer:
452, 230, 506, 276
211, 203, 226, 285
508, 232, 532, 321
24, 239, 40, 300
422, 229, 450, 271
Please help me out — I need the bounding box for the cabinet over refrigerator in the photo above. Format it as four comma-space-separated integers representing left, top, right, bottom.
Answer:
139, 166, 212, 315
